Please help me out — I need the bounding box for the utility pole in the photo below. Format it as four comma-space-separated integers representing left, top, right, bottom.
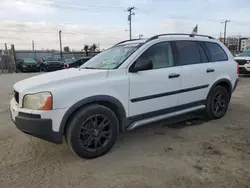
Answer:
32, 40, 35, 51
59, 30, 62, 58
221, 20, 230, 45
127, 7, 135, 40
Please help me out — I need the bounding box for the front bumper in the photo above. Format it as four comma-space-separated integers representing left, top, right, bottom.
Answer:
15, 113, 63, 144
10, 98, 64, 144
239, 66, 250, 74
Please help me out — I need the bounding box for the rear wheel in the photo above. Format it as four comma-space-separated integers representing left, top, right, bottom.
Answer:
65, 104, 119, 159
205, 85, 230, 119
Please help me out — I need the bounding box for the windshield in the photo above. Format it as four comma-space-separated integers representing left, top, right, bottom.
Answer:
80, 43, 141, 69
239, 50, 250, 57
23, 59, 36, 64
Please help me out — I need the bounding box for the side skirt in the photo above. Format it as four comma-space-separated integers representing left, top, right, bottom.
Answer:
126, 100, 206, 131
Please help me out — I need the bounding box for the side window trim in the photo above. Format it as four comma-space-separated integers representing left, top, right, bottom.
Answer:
170, 41, 180, 66
200, 41, 212, 62
197, 41, 209, 63
129, 41, 177, 71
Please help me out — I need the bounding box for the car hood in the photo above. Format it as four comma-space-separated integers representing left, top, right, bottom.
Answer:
235, 56, 250, 60
14, 68, 108, 93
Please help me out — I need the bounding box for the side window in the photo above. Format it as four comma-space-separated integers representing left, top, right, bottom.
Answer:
175, 41, 202, 65
134, 42, 174, 69
197, 43, 209, 63
204, 42, 228, 62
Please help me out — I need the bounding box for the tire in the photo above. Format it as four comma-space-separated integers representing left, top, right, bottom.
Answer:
205, 85, 230, 119
65, 104, 119, 159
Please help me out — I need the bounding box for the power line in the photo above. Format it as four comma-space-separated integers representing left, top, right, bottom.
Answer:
221, 20, 230, 45
0, 29, 127, 35
15, 0, 124, 12
127, 7, 135, 40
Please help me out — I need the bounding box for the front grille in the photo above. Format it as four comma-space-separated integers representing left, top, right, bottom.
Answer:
14, 91, 19, 104
236, 60, 246, 65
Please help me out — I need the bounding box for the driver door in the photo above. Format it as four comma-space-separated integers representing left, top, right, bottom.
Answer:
128, 41, 182, 117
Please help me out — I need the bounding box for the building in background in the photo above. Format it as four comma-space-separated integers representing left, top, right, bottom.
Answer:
240, 38, 250, 52
218, 35, 250, 54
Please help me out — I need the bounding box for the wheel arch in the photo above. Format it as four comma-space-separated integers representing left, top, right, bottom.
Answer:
207, 78, 233, 100
59, 95, 127, 134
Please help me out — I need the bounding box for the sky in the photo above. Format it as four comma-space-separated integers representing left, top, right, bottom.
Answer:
0, 0, 250, 50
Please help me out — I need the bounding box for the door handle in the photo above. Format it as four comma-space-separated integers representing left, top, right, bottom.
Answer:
168, 73, 180, 79
206, 68, 215, 73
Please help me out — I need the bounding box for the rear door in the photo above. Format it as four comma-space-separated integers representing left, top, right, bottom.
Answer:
173, 40, 214, 106
201, 41, 232, 83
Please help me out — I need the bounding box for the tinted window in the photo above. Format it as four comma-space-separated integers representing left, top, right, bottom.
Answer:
204, 42, 228, 61
197, 43, 209, 63
135, 42, 174, 69
175, 41, 201, 65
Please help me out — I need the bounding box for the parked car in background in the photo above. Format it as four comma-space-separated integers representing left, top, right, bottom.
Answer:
58, 57, 75, 68
65, 57, 91, 68
17, 58, 39, 72
235, 50, 250, 74
39, 56, 64, 72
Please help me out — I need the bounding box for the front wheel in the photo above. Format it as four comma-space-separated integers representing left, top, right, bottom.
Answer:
205, 85, 230, 119
65, 104, 119, 159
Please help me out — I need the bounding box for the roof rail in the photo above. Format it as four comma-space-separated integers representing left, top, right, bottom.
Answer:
114, 39, 142, 46
146, 33, 215, 42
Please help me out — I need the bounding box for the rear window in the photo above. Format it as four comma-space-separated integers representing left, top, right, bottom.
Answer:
204, 42, 228, 62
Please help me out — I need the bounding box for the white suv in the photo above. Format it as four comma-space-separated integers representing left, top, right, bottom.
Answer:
10, 33, 238, 159
234, 50, 250, 74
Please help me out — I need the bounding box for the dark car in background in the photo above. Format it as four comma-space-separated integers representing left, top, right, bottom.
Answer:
17, 58, 40, 72
39, 56, 64, 72
65, 57, 91, 68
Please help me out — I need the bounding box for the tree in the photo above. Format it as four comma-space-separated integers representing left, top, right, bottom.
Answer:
91, 43, 97, 52
83, 45, 89, 56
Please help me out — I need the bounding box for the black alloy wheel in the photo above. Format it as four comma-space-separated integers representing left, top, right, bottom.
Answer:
78, 114, 113, 152
66, 104, 119, 159
205, 85, 230, 119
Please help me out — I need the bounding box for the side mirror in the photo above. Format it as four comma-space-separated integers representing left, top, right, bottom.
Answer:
129, 60, 153, 73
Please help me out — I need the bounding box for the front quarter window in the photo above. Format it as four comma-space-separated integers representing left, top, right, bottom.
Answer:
80, 43, 141, 69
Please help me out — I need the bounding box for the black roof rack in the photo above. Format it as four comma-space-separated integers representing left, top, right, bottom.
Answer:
114, 39, 143, 46
146, 33, 215, 42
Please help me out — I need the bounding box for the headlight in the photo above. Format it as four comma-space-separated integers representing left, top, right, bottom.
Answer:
23, 92, 52, 110
22, 65, 26, 67
247, 61, 250, 64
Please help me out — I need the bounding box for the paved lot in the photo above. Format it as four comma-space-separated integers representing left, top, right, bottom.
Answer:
0, 73, 250, 188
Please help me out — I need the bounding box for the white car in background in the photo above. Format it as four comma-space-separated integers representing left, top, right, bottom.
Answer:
235, 50, 250, 74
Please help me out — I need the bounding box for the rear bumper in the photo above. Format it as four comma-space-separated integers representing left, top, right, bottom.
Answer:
14, 112, 63, 144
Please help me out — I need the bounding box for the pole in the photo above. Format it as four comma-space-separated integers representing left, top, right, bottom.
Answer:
32, 40, 34, 51
221, 20, 230, 45
59, 30, 62, 58
127, 7, 135, 40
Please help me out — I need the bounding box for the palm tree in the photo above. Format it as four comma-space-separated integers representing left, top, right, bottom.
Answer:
91, 43, 97, 52
83, 45, 89, 56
